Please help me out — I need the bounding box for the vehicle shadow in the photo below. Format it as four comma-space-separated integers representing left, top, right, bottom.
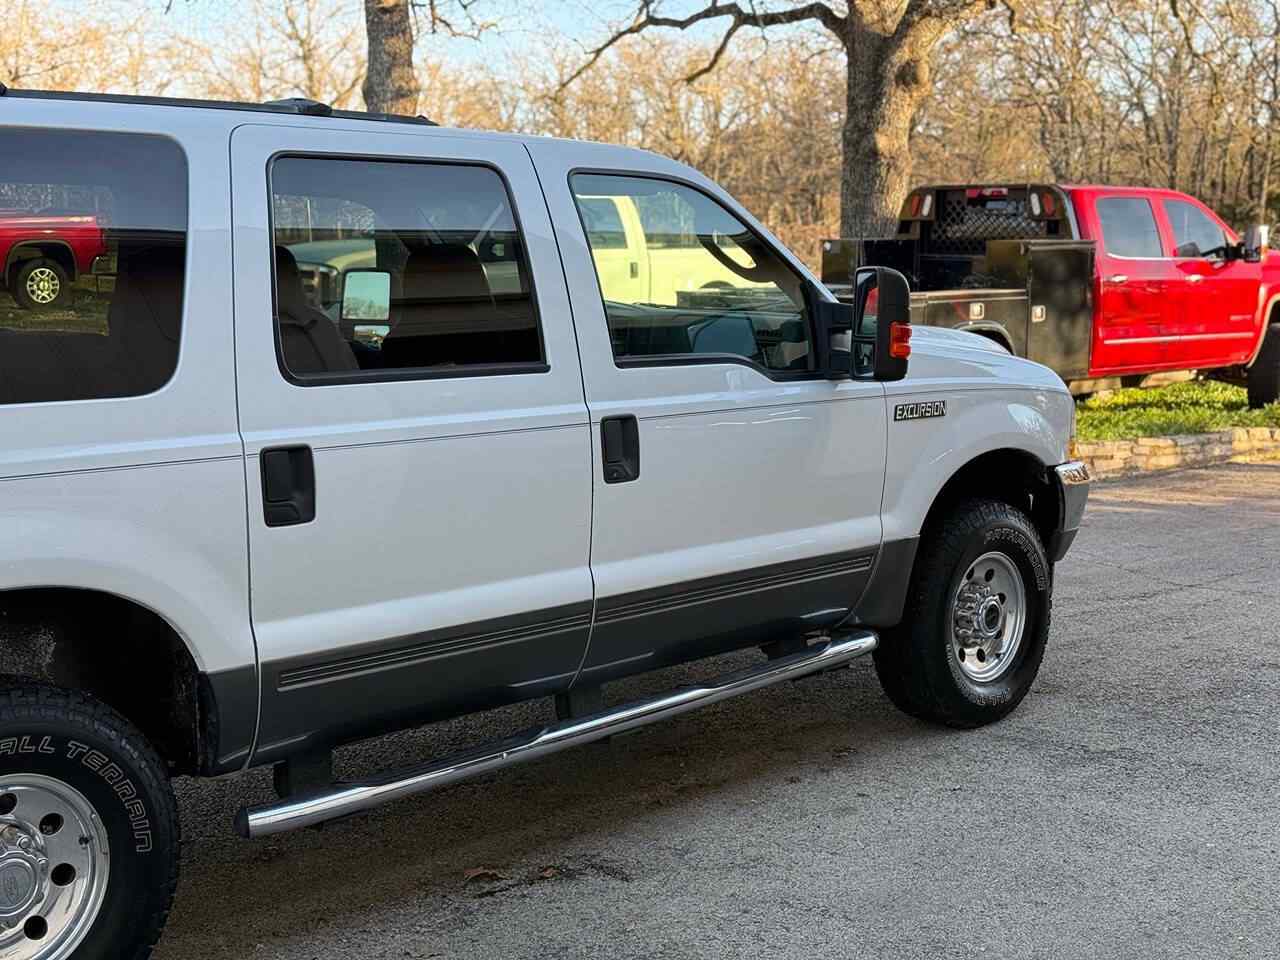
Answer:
154, 654, 953, 958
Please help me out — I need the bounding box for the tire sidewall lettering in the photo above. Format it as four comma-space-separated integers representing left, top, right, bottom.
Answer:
1, 735, 154, 855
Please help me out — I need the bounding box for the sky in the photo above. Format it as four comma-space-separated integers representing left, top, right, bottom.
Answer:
154, 0, 774, 67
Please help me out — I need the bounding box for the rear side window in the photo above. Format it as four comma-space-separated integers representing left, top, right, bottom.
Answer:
1164, 199, 1227, 258
269, 157, 543, 382
1096, 197, 1163, 258
0, 128, 186, 404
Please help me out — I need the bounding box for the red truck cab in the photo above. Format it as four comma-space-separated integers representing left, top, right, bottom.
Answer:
0, 207, 107, 310
1069, 185, 1280, 380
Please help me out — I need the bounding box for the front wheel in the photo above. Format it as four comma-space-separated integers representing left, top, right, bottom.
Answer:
874, 499, 1052, 728
1247, 323, 1280, 408
0, 684, 179, 959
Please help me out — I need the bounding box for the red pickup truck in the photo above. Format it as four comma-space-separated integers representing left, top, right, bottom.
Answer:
1, 207, 107, 310
823, 184, 1280, 406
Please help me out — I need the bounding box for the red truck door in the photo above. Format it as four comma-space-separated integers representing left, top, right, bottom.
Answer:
1159, 196, 1259, 368
1085, 193, 1179, 375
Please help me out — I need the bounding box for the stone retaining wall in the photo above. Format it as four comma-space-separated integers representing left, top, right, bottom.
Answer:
1071, 427, 1280, 478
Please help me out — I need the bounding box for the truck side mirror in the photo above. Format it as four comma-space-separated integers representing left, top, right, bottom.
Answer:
1244, 224, 1271, 263
853, 266, 911, 382
813, 299, 854, 379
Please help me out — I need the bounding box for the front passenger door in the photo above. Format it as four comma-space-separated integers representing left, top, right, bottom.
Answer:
1162, 197, 1259, 368
531, 148, 887, 685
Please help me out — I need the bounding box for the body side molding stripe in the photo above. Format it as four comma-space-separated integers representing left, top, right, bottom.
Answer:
274, 603, 593, 690
595, 549, 876, 626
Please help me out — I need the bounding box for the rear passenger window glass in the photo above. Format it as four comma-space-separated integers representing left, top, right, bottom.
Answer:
1096, 197, 1163, 258
0, 128, 186, 404
269, 157, 543, 381
1165, 199, 1227, 258
570, 174, 813, 375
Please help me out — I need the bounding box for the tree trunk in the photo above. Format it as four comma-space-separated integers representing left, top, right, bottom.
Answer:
363, 0, 419, 115
840, 25, 936, 238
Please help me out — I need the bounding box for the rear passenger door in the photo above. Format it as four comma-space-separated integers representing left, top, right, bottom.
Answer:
1087, 194, 1177, 374
230, 125, 593, 764
530, 144, 887, 686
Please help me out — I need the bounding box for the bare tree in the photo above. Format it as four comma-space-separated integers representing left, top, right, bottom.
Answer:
201, 0, 364, 107
362, 0, 488, 114
566, 1, 1014, 236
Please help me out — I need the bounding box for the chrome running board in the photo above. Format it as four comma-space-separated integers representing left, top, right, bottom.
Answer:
236, 629, 878, 838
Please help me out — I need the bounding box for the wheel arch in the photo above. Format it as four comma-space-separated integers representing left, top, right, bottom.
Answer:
0, 585, 245, 777
1245, 293, 1280, 367
920, 447, 1058, 549
5, 240, 78, 285
957, 323, 1015, 353
859, 445, 1060, 629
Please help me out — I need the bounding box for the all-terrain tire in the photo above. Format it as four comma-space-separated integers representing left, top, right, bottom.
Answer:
873, 499, 1052, 728
1247, 323, 1280, 409
0, 682, 179, 959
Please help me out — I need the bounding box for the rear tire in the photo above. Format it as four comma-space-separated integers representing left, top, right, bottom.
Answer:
873, 499, 1052, 728
12, 259, 70, 311
0, 683, 179, 959
1247, 323, 1280, 409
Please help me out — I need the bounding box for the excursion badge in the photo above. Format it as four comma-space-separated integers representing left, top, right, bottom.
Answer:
894, 400, 947, 421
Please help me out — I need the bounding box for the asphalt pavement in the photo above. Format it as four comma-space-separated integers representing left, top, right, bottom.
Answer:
156, 462, 1280, 960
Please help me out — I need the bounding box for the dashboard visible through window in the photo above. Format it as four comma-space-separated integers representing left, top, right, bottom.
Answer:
570, 173, 813, 375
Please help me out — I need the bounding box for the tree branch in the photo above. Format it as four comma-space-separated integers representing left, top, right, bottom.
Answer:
562, 2, 843, 90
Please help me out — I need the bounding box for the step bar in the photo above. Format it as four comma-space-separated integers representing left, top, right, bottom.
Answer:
236, 629, 879, 839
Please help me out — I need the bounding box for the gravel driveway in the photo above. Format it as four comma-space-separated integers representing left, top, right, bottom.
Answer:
157, 462, 1280, 960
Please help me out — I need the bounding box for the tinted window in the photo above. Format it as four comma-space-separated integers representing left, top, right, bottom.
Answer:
0, 128, 186, 404
1165, 199, 1227, 258
570, 174, 812, 374
270, 157, 542, 380
1096, 197, 1163, 258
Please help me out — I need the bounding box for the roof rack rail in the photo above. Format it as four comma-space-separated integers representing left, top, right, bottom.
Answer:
0, 87, 438, 127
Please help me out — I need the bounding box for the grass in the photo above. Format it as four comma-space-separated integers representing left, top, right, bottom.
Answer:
1075, 379, 1280, 442
0, 280, 111, 336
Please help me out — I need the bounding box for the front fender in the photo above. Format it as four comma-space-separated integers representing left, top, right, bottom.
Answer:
879, 384, 1074, 544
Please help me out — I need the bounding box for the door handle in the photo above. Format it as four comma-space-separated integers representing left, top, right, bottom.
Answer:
629, 261, 639, 279
600, 415, 640, 484
260, 445, 316, 526
1107, 274, 1129, 284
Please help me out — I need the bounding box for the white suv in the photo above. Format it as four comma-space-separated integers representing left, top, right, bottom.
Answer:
0, 87, 1088, 959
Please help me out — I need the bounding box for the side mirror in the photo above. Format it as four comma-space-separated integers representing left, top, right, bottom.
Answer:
814, 299, 854, 379
341, 269, 391, 322
1243, 224, 1271, 263
853, 266, 911, 382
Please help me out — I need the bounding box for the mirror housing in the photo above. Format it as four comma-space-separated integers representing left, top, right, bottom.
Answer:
852, 266, 911, 382
340, 269, 392, 322
1243, 224, 1271, 263
814, 299, 854, 379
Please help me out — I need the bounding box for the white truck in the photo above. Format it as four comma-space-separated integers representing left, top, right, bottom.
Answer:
0, 86, 1089, 960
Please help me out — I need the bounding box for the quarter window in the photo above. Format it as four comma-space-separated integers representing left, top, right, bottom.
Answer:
1096, 197, 1164, 258
0, 128, 186, 404
270, 157, 543, 381
1164, 199, 1227, 259
570, 174, 813, 375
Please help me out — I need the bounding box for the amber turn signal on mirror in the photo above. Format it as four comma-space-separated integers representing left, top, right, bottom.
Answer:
890, 322, 912, 359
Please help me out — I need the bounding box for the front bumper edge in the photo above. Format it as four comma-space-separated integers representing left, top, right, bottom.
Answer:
1047, 460, 1091, 561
